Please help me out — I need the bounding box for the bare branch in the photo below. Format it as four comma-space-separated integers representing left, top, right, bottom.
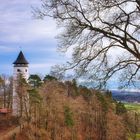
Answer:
34, 0, 140, 88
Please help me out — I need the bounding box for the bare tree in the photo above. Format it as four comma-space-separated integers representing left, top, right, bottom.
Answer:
34, 0, 140, 88
7, 77, 13, 109
15, 74, 29, 118
0, 75, 12, 108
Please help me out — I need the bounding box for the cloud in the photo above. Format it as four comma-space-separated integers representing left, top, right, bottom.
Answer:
0, 45, 17, 53
0, 20, 57, 43
0, 0, 57, 43
0, 1, 67, 75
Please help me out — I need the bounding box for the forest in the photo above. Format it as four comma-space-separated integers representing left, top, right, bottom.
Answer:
0, 74, 140, 140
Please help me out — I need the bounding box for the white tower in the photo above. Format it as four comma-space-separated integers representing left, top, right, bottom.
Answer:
12, 51, 29, 115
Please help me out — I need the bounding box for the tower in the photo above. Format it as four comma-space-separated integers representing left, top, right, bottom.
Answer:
13, 51, 29, 80
12, 51, 29, 115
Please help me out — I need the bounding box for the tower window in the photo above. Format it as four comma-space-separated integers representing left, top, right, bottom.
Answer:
17, 69, 21, 72
25, 69, 27, 72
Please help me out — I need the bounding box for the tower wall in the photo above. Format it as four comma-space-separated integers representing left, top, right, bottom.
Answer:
13, 65, 29, 116
12, 51, 29, 116
13, 65, 29, 80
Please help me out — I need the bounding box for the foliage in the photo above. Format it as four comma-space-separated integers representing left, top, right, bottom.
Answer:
79, 85, 92, 101
104, 90, 112, 99
14, 74, 30, 120
64, 106, 74, 128
43, 74, 57, 82
2, 80, 140, 140
28, 74, 42, 88
116, 102, 127, 115
28, 89, 42, 104
96, 92, 109, 112
65, 79, 79, 97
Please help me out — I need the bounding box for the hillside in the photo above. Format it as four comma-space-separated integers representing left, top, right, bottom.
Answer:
112, 90, 140, 103
124, 103, 140, 113
0, 80, 140, 140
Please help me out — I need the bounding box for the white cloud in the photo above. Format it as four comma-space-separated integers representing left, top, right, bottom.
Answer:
30, 57, 65, 70
0, 0, 57, 43
0, 45, 17, 53
0, 1, 67, 75
24, 45, 58, 52
1, 19, 57, 43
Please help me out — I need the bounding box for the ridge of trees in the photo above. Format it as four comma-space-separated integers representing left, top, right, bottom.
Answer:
0, 74, 139, 140
0, 74, 139, 139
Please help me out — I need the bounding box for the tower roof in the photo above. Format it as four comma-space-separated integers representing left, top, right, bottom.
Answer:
13, 51, 29, 64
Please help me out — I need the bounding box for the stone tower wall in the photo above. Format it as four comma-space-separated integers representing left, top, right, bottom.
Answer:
13, 65, 29, 116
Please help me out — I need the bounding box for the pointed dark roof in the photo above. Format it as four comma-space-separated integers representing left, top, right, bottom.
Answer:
13, 51, 29, 64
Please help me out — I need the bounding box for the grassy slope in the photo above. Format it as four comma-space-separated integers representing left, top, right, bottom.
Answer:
124, 103, 140, 140
124, 103, 140, 113
128, 134, 140, 140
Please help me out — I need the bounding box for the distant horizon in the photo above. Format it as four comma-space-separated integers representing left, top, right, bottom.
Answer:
80, 80, 140, 91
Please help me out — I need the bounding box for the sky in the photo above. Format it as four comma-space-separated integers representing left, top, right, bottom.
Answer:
0, 0, 68, 76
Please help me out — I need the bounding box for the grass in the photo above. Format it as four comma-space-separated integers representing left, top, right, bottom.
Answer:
136, 134, 140, 138
124, 103, 140, 140
124, 103, 140, 113
128, 134, 140, 140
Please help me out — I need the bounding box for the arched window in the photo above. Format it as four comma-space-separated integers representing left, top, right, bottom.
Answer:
25, 69, 27, 72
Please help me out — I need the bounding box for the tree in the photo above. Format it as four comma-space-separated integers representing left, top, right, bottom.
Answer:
65, 79, 79, 97
34, 0, 140, 88
116, 102, 127, 115
0, 76, 4, 107
6, 76, 13, 109
79, 85, 92, 101
15, 74, 29, 118
28, 74, 42, 88
64, 106, 74, 128
28, 88, 42, 134
43, 74, 57, 82
0, 75, 12, 108
0, 75, 7, 108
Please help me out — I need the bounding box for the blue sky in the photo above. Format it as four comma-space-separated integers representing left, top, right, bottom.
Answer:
0, 0, 68, 76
